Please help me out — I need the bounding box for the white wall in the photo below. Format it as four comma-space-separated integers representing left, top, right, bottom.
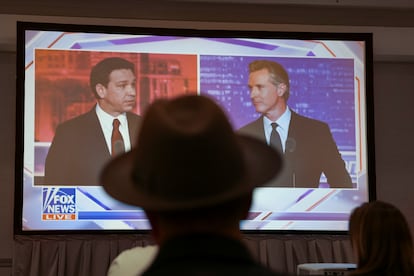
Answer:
2, 14, 414, 62
0, 52, 16, 268
373, 62, 414, 231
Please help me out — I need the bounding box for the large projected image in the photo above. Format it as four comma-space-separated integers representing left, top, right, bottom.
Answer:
33, 49, 198, 186
201, 56, 356, 188
16, 22, 373, 233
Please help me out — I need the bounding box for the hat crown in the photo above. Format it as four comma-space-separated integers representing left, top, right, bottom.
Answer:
132, 95, 245, 204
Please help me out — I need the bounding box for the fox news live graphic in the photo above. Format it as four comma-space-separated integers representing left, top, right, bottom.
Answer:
42, 188, 77, 220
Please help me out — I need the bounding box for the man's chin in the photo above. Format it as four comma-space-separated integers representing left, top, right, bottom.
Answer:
123, 103, 136, 111
253, 106, 265, 114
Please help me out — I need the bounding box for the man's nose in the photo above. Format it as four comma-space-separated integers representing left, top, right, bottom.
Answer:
128, 85, 136, 95
250, 87, 258, 97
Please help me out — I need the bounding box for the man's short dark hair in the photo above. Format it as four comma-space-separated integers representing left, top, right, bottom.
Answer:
90, 57, 135, 98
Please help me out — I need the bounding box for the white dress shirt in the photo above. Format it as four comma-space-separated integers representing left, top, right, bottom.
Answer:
95, 104, 132, 155
262, 108, 291, 153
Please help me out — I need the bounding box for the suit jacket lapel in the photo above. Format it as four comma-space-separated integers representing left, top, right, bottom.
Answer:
87, 108, 111, 157
126, 112, 140, 146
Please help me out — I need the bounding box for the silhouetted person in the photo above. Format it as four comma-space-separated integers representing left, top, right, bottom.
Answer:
349, 200, 414, 276
101, 94, 289, 275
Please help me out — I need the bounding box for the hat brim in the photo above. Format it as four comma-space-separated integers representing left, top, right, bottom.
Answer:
100, 134, 282, 211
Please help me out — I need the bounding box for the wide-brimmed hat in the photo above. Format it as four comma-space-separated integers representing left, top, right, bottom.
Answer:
100, 95, 282, 211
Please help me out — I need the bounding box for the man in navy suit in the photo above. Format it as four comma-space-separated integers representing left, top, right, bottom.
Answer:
43, 57, 142, 186
238, 60, 352, 188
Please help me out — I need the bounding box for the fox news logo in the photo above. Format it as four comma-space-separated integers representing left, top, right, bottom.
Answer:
42, 188, 77, 220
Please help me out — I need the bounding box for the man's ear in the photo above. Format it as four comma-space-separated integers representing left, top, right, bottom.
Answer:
95, 83, 106, 99
277, 83, 287, 97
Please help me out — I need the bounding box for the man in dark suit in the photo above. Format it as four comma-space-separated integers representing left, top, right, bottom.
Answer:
43, 57, 142, 186
238, 60, 352, 188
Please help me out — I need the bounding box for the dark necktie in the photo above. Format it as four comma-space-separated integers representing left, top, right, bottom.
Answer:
270, 122, 283, 153
111, 119, 125, 156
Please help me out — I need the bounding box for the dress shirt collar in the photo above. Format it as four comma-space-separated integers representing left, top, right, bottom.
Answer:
95, 103, 127, 126
95, 104, 131, 153
263, 107, 291, 132
263, 108, 291, 151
